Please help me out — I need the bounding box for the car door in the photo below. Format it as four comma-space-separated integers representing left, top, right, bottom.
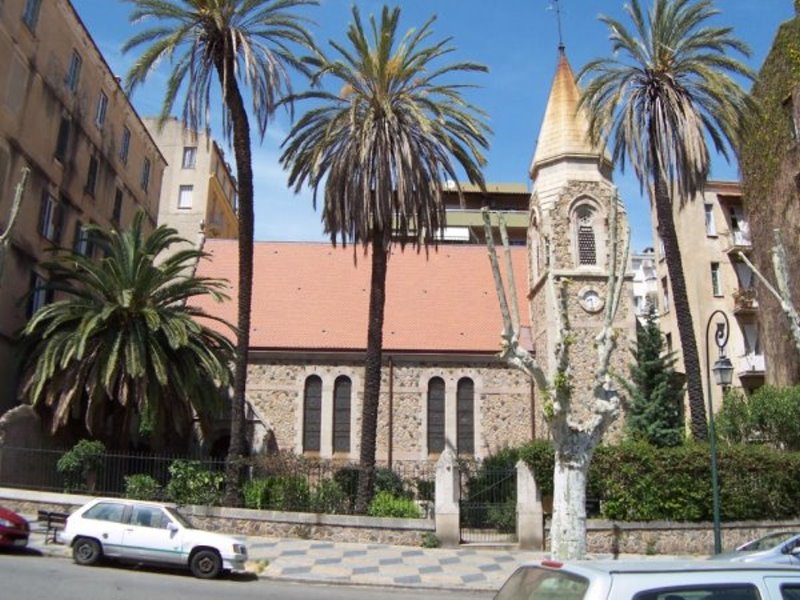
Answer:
79, 501, 129, 558
763, 575, 800, 599
120, 505, 184, 565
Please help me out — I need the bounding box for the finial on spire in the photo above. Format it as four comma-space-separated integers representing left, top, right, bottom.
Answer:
549, 0, 565, 52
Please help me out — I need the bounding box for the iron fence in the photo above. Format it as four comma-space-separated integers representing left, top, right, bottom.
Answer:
459, 461, 517, 543
0, 446, 435, 516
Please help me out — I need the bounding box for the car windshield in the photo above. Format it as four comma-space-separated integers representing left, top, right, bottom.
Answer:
164, 507, 194, 529
739, 532, 799, 551
494, 566, 589, 600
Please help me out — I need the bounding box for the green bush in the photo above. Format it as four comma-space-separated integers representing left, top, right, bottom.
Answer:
310, 479, 348, 514
421, 532, 440, 548
333, 466, 360, 511
242, 476, 310, 512
57, 440, 106, 493
487, 497, 517, 533
717, 385, 800, 450
367, 491, 421, 518
124, 474, 162, 500
166, 460, 223, 506
374, 467, 408, 498
415, 478, 435, 502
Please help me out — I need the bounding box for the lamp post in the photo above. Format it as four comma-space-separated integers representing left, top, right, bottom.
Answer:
705, 309, 734, 555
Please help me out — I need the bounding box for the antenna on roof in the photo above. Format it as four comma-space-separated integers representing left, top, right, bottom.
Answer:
547, 0, 565, 52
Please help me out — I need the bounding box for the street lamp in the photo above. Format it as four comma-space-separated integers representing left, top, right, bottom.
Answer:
705, 310, 731, 555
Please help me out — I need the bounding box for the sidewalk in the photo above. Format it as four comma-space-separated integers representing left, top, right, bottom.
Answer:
24, 519, 543, 591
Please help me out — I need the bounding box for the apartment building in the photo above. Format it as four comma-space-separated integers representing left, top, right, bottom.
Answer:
0, 0, 166, 413
143, 117, 238, 253
652, 181, 764, 417
631, 247, 658, 322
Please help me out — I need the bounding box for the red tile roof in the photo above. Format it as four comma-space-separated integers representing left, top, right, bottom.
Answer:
194, 240, 530, 354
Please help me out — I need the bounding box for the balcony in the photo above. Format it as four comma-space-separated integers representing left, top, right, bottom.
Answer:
738, 353, 765, 381
724, 229, 752, 256
732, 287, 758, 315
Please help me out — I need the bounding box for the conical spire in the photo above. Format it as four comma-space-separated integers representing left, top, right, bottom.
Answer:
529, 48, 610, 180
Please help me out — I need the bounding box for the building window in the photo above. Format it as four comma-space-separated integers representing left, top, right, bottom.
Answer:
177, 185, 193, 209
54, 115, 70, 162
38, 192, 62, 243
182, 146, 197, 169
302, 375, 322, 453
141, 158, 151, 191
22, 0, 41, 31
427, 377, 445, 454
456, 378, 475, 455
112, 188, 123, 224
711, 262, 722, 297
28, 271, 52, 318
119, 127, 131, 164
704, 204, 716, 236
73, 222, 91, 256
665, 332, 673, 355
333, 376, 351, 453
95, 92, 108, 128
85, 156, 98, 196
661, 276, 670, 313
574, 204, 597, 266
65, 51, 81, 92
5, 53, 29, 115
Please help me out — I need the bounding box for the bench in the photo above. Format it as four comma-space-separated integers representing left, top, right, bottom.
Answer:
37, 509, 69, 544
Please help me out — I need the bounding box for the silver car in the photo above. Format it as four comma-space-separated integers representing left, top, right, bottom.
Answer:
710, 531, 800, 565
60, 498, 247, 579
493, 559, 800, 600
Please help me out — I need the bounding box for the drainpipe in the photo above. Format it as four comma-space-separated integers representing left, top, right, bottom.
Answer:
388, 357, 394, 468
530, 379, 536, 439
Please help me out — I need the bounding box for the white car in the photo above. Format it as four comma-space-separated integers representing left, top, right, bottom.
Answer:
60, 498, 247, 579
493, 559, 800, 599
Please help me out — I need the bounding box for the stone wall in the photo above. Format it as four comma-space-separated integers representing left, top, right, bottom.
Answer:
245, 357, 534, 460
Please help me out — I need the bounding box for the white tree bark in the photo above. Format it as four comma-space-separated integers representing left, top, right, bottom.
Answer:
0, 167, 30, 284
482, 196, 629, 560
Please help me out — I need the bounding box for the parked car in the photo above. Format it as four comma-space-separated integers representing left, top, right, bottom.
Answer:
493, 559, 800, 600
59, 498, 247, 578
0, 506, 29, 548
709, 531, 800, 565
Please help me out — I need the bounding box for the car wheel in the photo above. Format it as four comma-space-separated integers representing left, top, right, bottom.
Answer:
73, 537, 102, 566
190, 549, 222, 579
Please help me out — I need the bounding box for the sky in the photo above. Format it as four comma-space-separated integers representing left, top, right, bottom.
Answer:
70, 0, 796, 252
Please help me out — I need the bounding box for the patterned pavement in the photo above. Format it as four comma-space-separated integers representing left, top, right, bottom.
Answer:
24, 518, 543, 592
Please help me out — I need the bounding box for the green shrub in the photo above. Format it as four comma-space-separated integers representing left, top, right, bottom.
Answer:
517, 440, 800, 523
487, 497, 517, 533
367, 491, 421, 518
166, 460, 223, 506
310, 479, 348, 514
333, 466, 360, 511
124, 474, 162, 500
242, 476, 310, 512
374, 467, 408, 498
57, 440, 106, 493
415, 478, 435, 502
421, 532, 440, 548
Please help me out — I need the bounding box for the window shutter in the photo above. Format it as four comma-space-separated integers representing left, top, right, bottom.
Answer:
333, 376, 351, 453
457, 378, 474, 455
303, 376, 322, 452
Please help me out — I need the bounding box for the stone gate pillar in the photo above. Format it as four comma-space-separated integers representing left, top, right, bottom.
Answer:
516, 460, 544, 550
435, 448, 460, 547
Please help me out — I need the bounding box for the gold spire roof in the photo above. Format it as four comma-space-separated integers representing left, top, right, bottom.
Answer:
530, 48, 610, 179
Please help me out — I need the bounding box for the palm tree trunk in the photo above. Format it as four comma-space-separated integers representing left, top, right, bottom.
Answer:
651, 165, 708, 441
355, 234, 388, 514
217, 54, 255, 507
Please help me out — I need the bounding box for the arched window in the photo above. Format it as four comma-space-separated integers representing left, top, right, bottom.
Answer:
575, 204, 597, 266
302, 375, 322, 452
333, 376, 351, 453
457, 378, 475, 455
427, 377, 445, 454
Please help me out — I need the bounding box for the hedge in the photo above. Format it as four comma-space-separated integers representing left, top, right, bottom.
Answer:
516, 440, 800, 522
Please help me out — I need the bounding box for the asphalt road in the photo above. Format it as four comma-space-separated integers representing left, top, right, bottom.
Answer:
0, 551, 494, 600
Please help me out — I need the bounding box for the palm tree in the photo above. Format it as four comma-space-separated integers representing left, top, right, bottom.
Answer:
20, 213, 234, 451
121, 0, 319, 498
281, 5, 490, 512
578, 0, 753, 440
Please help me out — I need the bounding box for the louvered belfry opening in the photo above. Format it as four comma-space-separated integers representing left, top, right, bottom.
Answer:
577, 206, 597, 266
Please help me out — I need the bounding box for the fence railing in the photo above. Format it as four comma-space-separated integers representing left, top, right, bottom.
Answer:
0, 446, 435, 516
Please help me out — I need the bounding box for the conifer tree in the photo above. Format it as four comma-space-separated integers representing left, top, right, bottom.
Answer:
624, 303, 685, 447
